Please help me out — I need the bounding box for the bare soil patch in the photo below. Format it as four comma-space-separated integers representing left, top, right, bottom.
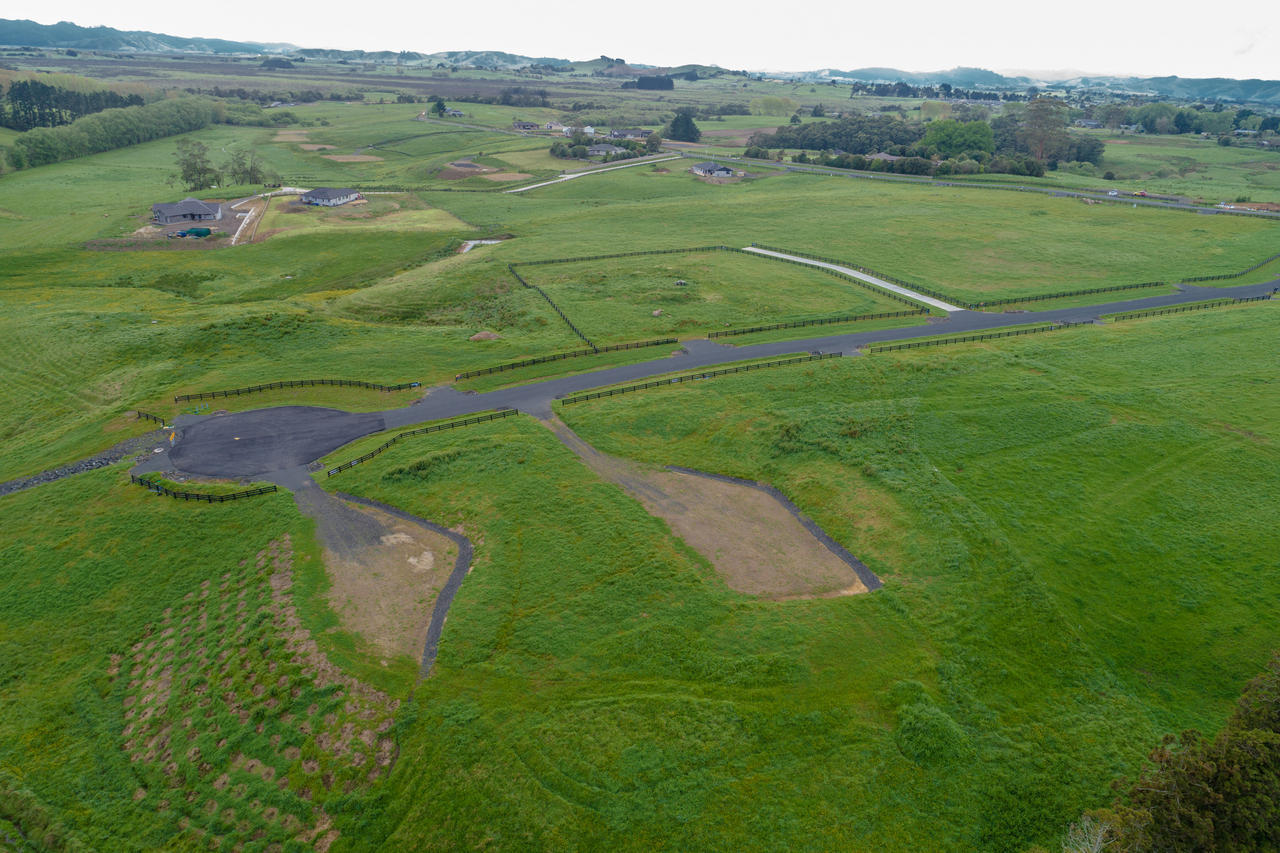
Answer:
481, 172, 533, 182
323, 154, 384, 162
322, 502, 458, 659
543, 417, 867, 599
299, 144, 337, 151
273, 130, 309, 142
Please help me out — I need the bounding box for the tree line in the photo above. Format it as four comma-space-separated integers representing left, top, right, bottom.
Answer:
3, 97, 217, 170
748, 99, 1103, 179
0, 79, 144, 131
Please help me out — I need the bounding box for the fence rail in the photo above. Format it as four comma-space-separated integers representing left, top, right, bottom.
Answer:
505, 265, 595, 347
558, 353, 840, 405
708, 309, 927, 338
134, 410, 166, 426
455, 338, 678, 380
1107, 292, 1275, 322
175, 378, 420, 403
1180, 252, 1280, 284
969, 280, 1169, 309
865, 322, 1089, 353
327, 409, 518, 477
131, 474, 277, 502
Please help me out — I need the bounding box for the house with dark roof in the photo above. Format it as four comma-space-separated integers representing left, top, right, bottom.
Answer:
152, 198, 222, 225
690, 161, 735, 178
300, 188, 361, 206
587, 143, 627, 156
512, 120, 540, 131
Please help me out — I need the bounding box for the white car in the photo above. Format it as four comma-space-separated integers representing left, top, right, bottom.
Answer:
1107, 190, 1119, 196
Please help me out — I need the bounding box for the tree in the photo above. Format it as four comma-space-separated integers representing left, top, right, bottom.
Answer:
811, 103, 826, 117
432, 97, 447, 117
1020, 98, 1068, 161
665, 109, 701, 142
222, 148, 275, 186
922, 119, 994, 158
171, 138, 220, 191
643, 132, 662, 154
1086, 651, 1280, 852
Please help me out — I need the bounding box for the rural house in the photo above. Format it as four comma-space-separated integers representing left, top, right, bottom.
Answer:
609, 128, 652, 140
152, 198, 222, 225
690, 161, 735, 178
512, 120, 540, 131
563, 125, 595, 137
587, 143, 626, 156
300, 188, 361, 206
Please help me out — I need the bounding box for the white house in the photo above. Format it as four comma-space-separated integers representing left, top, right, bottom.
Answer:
690, 162, 735, 178
563, 125, 595, 137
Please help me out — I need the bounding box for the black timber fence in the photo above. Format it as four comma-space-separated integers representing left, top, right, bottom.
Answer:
131, 474, 277, 502
558, 353, 841, 406
708, 309, 927, 338
327, 409, 518, 477
175, 378, 420, 403
1180, 252, 1280, 284
455, 338, 678, 381
968, 280, 1169, 310
134, 410, 167, 426
1106, 292, 1275, 322
506, 247, 740, 350
864, 322, 1091, 354
746, 244, 947, 309
506, 264, 594, 347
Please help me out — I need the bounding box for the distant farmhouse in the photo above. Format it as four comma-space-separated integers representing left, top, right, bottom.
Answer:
1074, 119, 1103, 129
609, 128, 652, 140
690, 161, 735, 178
512, 120, 540, 131
300, 188, 361, 206
152, 198, 222, 225
564, 125, 595, 137
587, 143, 626, 157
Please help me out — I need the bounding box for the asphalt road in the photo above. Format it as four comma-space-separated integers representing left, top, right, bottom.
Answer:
135, 277, 1277, 485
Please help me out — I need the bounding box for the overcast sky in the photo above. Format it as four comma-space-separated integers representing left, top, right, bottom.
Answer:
20, 1, 1279, 81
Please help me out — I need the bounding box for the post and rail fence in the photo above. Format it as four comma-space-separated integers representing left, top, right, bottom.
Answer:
558, 352, 841, 406
130, 474, 277, 502
327, 409, 518, 477
175, 378, 420, 403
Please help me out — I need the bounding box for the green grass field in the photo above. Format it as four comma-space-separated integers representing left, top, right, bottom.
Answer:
2, 64, 1280, 852
277, 302, 1280, 850
518, 249, 909, 341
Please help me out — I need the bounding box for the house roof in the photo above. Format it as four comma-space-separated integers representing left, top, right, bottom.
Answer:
693, 161, 730, 171
302, 187, 358, 200
152, 197, 219, 217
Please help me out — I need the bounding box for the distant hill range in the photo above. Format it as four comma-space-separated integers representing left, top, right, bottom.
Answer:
0, 18, 293, 54
3, 19, 1278, 103
782, 66, 1280, 104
